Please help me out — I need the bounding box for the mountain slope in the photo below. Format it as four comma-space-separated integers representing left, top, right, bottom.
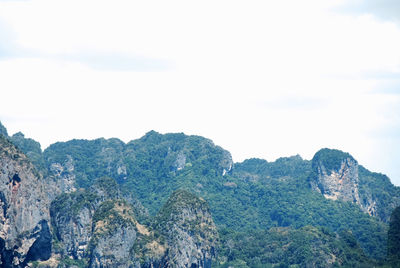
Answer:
1, 121, 400, 265
217, 226, 372, 267
41, 134, 393, 259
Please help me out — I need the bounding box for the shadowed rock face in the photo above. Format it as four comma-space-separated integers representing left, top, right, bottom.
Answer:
0, 137, 51, 267
24, 220, 52, 263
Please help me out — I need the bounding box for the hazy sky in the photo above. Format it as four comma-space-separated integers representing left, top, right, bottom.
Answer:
1, 0, 399, 185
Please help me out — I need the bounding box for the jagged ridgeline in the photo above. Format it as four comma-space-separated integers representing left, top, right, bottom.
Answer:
0, 132, 217, 267
1, 120, 400, 267
42, 131, 233, 214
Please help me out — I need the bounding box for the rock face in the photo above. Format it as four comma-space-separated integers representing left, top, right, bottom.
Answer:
155, 190, 218, 268
51, 186, 218, 268
50, 178, 163, 267
89, 200, 138, 268
311, 149, 360, 204
50, 178, 127, 265
309, 148, 400, 221
48, 155, 77, 195
50, 190, 97, 261
0, 136, 51, 267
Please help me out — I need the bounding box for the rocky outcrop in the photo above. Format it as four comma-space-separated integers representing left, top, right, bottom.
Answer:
311, 150, 361, 204
89, 200, 138, 268
51, 187, 218, 267
0, 136, 51, 267
154, 189, 218, 268
0, 122, 8, 137
50, 190, 97, 261
48, 155, 77, 196
49, 177, 157, 267
310, 148, 389, 220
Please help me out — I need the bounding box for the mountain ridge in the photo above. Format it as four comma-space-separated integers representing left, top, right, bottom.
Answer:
0, 120, 399, 267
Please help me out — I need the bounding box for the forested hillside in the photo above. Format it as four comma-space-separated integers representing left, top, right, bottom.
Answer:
1, 120, 399, 267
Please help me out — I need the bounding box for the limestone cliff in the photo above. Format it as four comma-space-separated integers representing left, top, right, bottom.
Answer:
154, 189, 218, 268
310, 149, 361, 204
310, 148, 400, 222
0, 136, 51, 267
89, 200, 138, 267
50, 190, 97, 262
49, 177, 142, 266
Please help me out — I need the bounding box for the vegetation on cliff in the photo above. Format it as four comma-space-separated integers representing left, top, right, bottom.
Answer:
39, 130, 399, 261
388, 206, 400, 265
1, 121, 400, 267
216, 226, 372, 267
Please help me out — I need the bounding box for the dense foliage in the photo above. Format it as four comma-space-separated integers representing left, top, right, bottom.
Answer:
388, 206, 400, 265
44, 138, 126, 187
212, 172, 388, 259
234, 155, 311, 178
154, 189, 209, 231
9, 132, 46, 171
43, 131, 231, 214
311, 148, 355, 172
358, 166, 400, 223
216, 226, 372, 267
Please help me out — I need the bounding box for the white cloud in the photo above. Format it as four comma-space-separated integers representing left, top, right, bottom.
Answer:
335, 0, 400, 22
0, 0, 400, 185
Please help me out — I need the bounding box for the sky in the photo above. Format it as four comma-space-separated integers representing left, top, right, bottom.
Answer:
0, 0, 399, 185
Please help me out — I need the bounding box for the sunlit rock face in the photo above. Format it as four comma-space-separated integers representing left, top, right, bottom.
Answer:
0, 137, 51, 267
310, 148, 387, 220
312, 156, 361, 204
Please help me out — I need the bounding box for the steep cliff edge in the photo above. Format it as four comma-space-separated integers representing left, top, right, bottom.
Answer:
310, 148, 361, 204
0, 136, 51, 267
49, 177, 150, 267
154, 189, 218, 268
310, 148, 400, 222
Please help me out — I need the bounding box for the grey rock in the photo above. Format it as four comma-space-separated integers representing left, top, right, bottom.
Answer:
89, 200, 139, 268
155, 190, 218, 268
310, 149, 393, 221
52, 204, 94, 259
311, 157, 361, 204
174, 151, 186, 171
48, 155, 77, 195
90, 225, 137, 268
0, 137, 51, 267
